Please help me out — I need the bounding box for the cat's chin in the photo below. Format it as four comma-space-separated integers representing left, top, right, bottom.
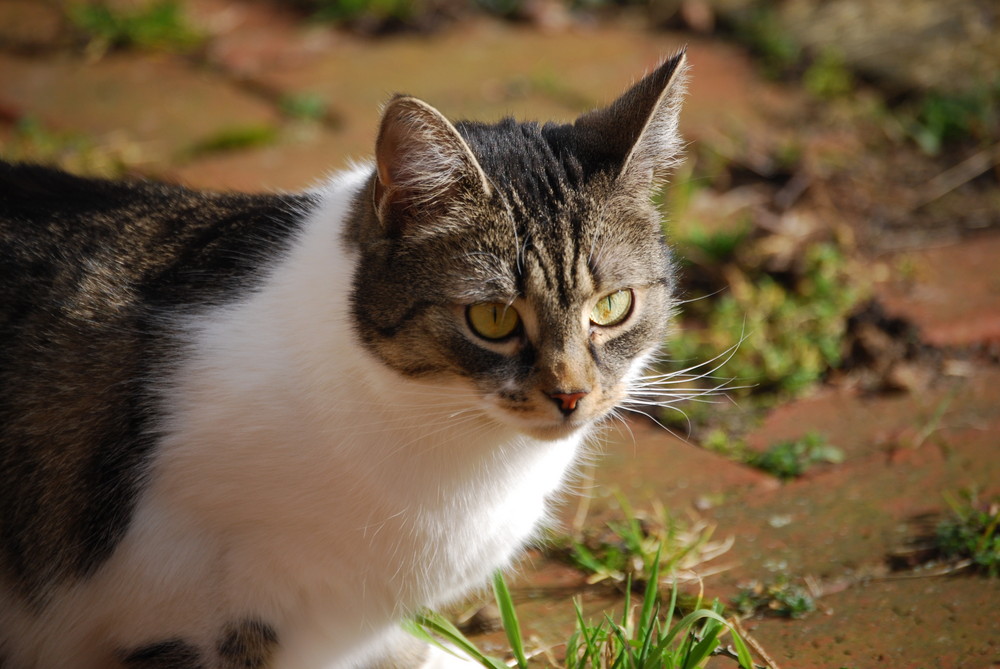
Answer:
506, 418, 590, 442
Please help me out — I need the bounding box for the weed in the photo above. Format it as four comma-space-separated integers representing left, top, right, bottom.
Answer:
411, 565, 755, 668
903, 84, 1000, 155
729, 7, 800, 78
667, 240, 865, 399
803, 49, 854, 100
186, 124, 279, 157
66, 0, 203, 54
552, 497, 733, 588
678, 224, 750, 267
732, 575, 815, 619
936, 491, 1000, 577
747, 432, 843, 480
279, 93, 329, 123
704, 430, 842, 481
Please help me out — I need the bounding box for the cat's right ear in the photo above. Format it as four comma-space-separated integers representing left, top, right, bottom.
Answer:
373, 95, 492, 235
574, 51, 689, 191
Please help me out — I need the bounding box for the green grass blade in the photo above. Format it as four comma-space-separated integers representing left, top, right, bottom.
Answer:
682, 616, 723, 669
639, 546, 661, 631
727, 621, 756, 669
663, 577, 679, 643
407, 611, 508, 669
573, 598, 603, 666
492, 571, 529, 669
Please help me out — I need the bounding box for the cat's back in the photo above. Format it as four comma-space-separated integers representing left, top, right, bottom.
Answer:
0, 160, 313, 602
0, 160, 314, 318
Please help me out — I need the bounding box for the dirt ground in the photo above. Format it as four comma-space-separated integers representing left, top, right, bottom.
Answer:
1, 1, 998, 667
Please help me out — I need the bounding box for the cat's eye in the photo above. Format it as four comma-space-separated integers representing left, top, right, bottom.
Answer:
466, 302, 521, 341
590, 289, 633, 327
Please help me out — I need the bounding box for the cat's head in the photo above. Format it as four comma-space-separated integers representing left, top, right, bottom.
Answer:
349, 52, 688, 440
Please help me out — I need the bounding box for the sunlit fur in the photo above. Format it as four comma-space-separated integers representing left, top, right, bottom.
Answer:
0, 53, 692, 668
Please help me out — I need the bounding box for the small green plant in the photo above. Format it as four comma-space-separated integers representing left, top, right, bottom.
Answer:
903, 83, 1000, 155
564, 571, 754, 668
186, 124, 279, 157
554, 497, 732, 588
747, 432, 844, 480
67, 0, 203, 53
729, 7, 800, 78
411, 563, 756, 668
732, 575, 815, 619
279, 93, 330, 123
803, 49, 854, 100
667, 241, 865, 399
936, 491, 1000, 577
678, 224, 750, 267
704, 430, 842, 481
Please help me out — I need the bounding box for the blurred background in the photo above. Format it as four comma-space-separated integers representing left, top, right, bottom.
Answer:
1, 1, 998, 666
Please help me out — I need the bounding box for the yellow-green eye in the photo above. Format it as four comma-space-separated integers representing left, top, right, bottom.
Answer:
466, 302, 521, 341
590, 289, 633, 327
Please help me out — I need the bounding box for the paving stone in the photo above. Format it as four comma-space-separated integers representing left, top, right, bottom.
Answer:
187, 0, 339, 79
168, 124, 355, 191
743, 577, 1000, 669
875, 232, 1000, 347
245, 20, 804, 165
0, 51, 279, 170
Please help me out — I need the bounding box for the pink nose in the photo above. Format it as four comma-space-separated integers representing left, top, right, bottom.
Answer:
548, 390, 589, 415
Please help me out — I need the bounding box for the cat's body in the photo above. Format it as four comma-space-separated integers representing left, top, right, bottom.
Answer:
0, 53, 688, 668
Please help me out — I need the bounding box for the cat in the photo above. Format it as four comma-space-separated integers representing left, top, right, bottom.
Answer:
0, 51, 688, 669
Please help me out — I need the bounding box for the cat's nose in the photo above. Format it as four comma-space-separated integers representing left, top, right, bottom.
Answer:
547, 390, 589, 416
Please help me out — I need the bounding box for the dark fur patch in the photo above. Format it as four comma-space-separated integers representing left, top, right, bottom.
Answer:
120, 639, 204, 669
217, 619, 278, 669
0, 162, 313, 602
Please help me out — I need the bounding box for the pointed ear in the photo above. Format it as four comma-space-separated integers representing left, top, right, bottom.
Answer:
574, 50, 688, 189
373, 95, 491, 234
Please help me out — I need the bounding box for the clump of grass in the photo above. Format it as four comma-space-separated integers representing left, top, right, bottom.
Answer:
279, 93, 330, 123
745, 433, 843, 480
936, 491, 1000, 577
411, 564, 755, 668
903, 84, 1000, 155
727, 7, 800, 79
66, 0, 204, 53
552, 497, 733, 588
704, 430, 843, 481
731, 575, 815, 619
668, 239, 865, 399
2, 116, 142, 178
803, 48, 854, 100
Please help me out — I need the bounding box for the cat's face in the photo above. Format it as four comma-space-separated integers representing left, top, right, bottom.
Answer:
349, 54, 687, 440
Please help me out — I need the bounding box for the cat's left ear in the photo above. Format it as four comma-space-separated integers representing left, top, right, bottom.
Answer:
574, 50, 689, 190
373, 95, 492, 235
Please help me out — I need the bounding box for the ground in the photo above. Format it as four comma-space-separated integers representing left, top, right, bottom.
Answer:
1, 1, 998, 667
